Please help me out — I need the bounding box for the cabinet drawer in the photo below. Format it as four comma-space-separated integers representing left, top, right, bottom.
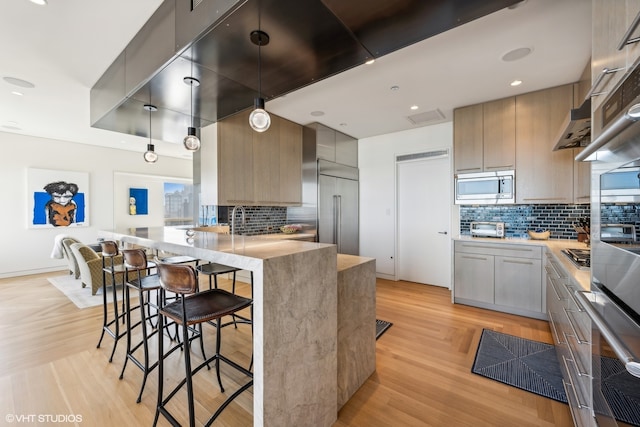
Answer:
455, 241, 541, 259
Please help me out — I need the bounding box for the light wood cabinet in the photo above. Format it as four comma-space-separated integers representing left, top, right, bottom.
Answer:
453, 240, 544, 319
573, 147, 591, 204
217, 110, 255, 204
454, 99, 515, 174
483, 98, 516, 171
203, 109, 303, 207
515, 84, 575, 204
545, 251, 593, 426
453, 251, 494, 303
494, 255, 542, 312
453, 104, 483, 174
591, 0, 640, 112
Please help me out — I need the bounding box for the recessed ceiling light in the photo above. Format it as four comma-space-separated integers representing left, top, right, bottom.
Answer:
29, 0, 48, 5
11, 91, 24, 96
365, 58, 375, 65
410, 105, 419, 110
310, 110, 324, 117
3, 76, 35, 88
501, 47, 532, 62
510, 79, 523, 86
390, 85, 399, 91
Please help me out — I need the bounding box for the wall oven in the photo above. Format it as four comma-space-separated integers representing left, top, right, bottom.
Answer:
576, 56, 640, 426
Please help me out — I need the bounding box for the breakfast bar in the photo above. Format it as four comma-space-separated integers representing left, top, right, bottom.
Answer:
98, 226, 376, 426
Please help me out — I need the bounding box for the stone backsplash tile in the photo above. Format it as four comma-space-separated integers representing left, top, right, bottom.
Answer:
460, 204, 591, 239
220, 206, 288, 235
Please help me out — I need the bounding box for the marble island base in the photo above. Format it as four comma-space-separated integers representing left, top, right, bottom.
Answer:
99, 227, 376, 426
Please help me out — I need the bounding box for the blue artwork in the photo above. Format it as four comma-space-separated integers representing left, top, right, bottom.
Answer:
129, 188, 148, 215
28, 168, 90, 228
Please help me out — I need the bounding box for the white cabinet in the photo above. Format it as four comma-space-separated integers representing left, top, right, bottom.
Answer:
453, 240, 544, 319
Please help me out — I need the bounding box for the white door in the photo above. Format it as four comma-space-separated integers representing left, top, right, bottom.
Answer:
397, 153, 451, 288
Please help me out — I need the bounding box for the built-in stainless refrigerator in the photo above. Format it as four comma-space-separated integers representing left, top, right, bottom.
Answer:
318, 160, 359, 255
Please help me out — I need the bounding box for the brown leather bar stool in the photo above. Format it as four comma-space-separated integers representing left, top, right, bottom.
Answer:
119, 248, 166, 403
196, 262, 240, 291
96, 240, 126, 362
196, 263, 254, 329
154, 263, 253, 427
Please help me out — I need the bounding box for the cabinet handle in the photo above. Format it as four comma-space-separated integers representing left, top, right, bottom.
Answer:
456, 167, 482, 172
521, 197, 568, 201
484, 165, 513, 170
548, 311, 566, 344
548, 278, 563, 301
563, 307, 589, 344
561, 363, 590, 410
585, 67, 625, 100
502, 259, 533, 265
563, 331, 591, 378
566, 285, 585, 312
617, 9, 640, 50
461, 243, 534, 253
461, 255, 488, 261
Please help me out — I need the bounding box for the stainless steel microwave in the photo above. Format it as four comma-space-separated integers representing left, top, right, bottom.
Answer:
454, 170, 515, 205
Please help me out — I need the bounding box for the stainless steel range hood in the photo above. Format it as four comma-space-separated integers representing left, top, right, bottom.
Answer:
552, 98, 591, 151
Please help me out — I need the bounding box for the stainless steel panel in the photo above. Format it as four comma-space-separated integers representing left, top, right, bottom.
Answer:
318, 159, 358, 180
175, 0, 245, 52
125, 0, 176, 96
335, 131, 358, 167
316, 124, 336, 163
318, 174, 359, 255
89, 51, 126, 126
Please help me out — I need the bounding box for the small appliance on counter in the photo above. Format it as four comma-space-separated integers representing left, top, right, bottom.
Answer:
470, 221, 505, 238
600, 223, 636, 243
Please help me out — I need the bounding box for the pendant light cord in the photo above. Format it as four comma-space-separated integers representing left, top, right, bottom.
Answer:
190, 59, 194, 127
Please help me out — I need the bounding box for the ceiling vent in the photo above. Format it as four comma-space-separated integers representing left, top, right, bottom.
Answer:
192, 0, 204, 10
406, 109, 446, 125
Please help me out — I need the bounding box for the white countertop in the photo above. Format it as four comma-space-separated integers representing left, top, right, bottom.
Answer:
454, 235, 591, 290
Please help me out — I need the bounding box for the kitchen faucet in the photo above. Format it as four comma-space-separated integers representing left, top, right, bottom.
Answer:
231, 205, 246, 235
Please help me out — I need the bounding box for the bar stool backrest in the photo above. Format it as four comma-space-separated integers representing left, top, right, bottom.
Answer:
122, 248, 148, 270
101, 240, 119, 257
157, 263, 198, 295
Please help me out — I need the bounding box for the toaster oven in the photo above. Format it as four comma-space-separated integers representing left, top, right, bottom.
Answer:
470, 221, 505, 238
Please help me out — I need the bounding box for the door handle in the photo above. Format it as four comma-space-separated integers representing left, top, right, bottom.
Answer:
438, 231, 448, 235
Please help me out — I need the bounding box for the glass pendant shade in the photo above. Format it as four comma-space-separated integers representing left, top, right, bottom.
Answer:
143, 143, 158, 163
249, 97, 271, 132
183, 126, 201, 151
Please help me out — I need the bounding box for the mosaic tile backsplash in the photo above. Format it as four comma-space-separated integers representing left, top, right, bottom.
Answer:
601, 204, 640, 228
460, 204, 591, 239
220, 206, 288, 235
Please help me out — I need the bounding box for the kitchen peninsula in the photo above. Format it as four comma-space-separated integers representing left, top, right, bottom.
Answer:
98, 226, 376, 427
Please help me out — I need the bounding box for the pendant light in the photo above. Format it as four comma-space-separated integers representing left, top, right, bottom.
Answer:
249, 29, 270, 132
143, 104, 158, 163
183, 59, 201, 151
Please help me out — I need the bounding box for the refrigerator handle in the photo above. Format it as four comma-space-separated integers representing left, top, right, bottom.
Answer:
336, 195, 342, 252
333, 195, 338, 248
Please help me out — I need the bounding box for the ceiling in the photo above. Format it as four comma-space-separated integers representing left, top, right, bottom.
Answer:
0, 0, 592, 160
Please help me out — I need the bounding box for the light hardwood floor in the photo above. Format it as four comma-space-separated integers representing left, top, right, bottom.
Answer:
0, 272, 573, 426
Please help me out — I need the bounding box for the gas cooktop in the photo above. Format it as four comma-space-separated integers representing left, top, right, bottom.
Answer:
562, 248, 590, 270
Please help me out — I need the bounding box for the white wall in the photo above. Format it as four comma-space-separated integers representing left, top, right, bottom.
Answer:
0, 132, 192, 278
359, 122, 458, 278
